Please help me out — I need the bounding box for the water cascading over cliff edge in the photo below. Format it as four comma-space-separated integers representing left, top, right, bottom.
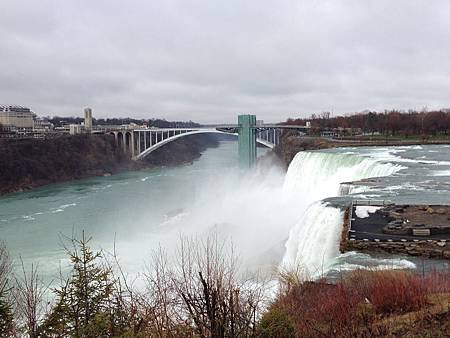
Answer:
280, 150, 404, 277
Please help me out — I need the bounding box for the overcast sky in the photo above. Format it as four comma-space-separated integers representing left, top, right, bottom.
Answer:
1, 0, 449, 123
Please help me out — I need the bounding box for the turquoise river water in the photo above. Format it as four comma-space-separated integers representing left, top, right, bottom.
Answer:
1, 141, 450, 282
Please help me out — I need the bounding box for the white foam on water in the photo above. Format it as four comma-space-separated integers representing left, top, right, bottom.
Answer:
331, 251, 416, 272
432, 170, 450, 176
332, 261, 416, 272
59, 203, 77, 209
370, 148, 450, 166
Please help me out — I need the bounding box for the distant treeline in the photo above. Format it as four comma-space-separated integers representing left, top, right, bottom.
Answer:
47, 116, 201, 128
286, 110, 450, 136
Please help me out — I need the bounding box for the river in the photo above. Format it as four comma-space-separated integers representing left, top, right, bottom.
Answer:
1, 141, 450, 282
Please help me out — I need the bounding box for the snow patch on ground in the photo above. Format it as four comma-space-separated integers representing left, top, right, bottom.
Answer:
355, 206, 381, 218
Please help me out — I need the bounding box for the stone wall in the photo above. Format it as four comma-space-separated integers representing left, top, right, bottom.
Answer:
343, 239, 449, 259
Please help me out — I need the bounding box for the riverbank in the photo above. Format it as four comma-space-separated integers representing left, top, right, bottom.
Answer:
275, 135, 450, 167
0, 133, 219, 196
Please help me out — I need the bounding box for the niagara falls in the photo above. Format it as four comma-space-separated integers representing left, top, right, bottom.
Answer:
2, 1, 450, 336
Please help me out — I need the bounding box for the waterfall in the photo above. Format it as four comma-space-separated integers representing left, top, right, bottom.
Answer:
283, 152, 402, 198
281, 150, 404, 277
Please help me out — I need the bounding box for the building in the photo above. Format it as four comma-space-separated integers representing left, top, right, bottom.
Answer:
69, 124, 82, 135
33, 117, 54, 132
31, 117, 54, 138
0, 105, 34, 133
84, 107, 92, 131
321, 130, 338, 138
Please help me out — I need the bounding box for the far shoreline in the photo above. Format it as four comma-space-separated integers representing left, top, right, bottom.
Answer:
0, 133, 220, 198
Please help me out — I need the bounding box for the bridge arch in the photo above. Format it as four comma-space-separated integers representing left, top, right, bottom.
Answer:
125, 131, 133, 154
116, 131, 124, 150
135, 129, 273, 160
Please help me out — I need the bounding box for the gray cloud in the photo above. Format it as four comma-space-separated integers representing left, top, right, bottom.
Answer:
1, 0, 449, 123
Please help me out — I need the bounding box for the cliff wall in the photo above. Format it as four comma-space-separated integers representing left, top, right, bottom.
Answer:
0, 133, 218, 195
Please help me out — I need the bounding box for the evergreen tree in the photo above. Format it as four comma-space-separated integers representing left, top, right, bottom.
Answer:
40, 232, 115, 337
0, 243, 13, 337
0, 283, 13, 336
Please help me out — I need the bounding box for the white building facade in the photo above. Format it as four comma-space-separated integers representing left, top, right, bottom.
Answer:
0, 105, 34, 132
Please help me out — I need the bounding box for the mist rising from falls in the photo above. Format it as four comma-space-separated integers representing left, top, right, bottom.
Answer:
129, 150, 403, 277
114, 157, 305, 274
281, 151, 403, 277
102, 146, 405, 280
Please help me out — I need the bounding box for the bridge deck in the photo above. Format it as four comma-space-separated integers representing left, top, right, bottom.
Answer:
110, 120, 308, 163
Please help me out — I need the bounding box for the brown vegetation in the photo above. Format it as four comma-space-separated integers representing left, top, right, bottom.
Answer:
259, 269, 450, 337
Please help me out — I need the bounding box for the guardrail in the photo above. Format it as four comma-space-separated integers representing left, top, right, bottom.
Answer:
353, 199, 393, 206
348, 201, 354, 232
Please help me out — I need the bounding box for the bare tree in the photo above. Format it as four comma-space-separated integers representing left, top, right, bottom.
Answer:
141, 246, 193, 337
105, 239, 146, 336
14, 259, 47, 338
170, 234, 266, 338
140, 234, 268, 337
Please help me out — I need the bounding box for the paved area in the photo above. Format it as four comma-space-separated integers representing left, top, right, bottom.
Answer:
349, 206, 450, 242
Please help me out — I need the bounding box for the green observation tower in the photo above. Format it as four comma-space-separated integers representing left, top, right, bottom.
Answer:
238, 114, 257, 168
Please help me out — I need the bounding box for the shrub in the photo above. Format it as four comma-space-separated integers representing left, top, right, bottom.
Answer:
257, 306, 295, 338
422, 270, 450, 294
345, 270, 428, 314
272, 279, 364, 337
266, 269, 450, 337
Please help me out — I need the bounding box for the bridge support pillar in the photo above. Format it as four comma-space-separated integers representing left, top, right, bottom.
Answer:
238, 114, 257, 168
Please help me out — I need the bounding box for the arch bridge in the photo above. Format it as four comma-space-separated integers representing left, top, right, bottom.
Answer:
110, 115, 309, 167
